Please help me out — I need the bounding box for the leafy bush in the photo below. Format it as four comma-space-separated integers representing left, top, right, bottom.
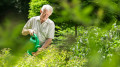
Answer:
0, 23, 120, 67
0, 46, 86, 67
28, 0, 49, 18
53, 23, 120, 67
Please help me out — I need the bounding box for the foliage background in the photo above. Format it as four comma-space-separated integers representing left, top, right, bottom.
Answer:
0, 0, 120, 67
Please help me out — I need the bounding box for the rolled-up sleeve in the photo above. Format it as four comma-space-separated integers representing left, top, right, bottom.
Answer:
23, 18, 33, 29
47, 22, 55, 39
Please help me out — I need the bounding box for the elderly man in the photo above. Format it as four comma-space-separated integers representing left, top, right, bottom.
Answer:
22, 4, 55, 56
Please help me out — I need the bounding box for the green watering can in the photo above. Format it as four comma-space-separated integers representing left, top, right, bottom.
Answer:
27, 33, 42, 56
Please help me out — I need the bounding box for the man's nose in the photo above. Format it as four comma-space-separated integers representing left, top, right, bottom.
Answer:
45, 16, 48, 19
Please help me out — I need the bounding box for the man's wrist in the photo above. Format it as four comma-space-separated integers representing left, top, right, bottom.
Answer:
38, 48, 44, 51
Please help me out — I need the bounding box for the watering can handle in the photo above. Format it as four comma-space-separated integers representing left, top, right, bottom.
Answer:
30, 33, 37, 43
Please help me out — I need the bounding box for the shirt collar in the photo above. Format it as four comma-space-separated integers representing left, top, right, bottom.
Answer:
36, 16, 49, 23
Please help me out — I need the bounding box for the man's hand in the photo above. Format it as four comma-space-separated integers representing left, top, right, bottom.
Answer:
28, 29, 35, 36
32, 48, 44, 56
22, 29, 35, 36
32, 52, 38, 56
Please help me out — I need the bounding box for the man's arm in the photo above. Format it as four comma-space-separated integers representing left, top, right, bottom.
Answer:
22, 17, 34, 36
32, 38, 52, 56
41, 38, 52, 48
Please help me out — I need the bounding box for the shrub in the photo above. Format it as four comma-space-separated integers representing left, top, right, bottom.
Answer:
28, 0, 49, 18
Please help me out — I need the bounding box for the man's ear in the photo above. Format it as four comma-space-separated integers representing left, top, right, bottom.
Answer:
40, 10, 42, 13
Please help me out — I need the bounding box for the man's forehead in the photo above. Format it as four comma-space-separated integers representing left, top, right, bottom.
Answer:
43, 9, 47, 12
43, 9, 51, 13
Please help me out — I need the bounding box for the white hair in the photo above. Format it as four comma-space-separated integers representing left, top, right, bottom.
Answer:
41, 4, 53, 13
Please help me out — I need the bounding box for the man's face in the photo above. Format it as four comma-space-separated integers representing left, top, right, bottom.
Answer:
40, 9, 52, 22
